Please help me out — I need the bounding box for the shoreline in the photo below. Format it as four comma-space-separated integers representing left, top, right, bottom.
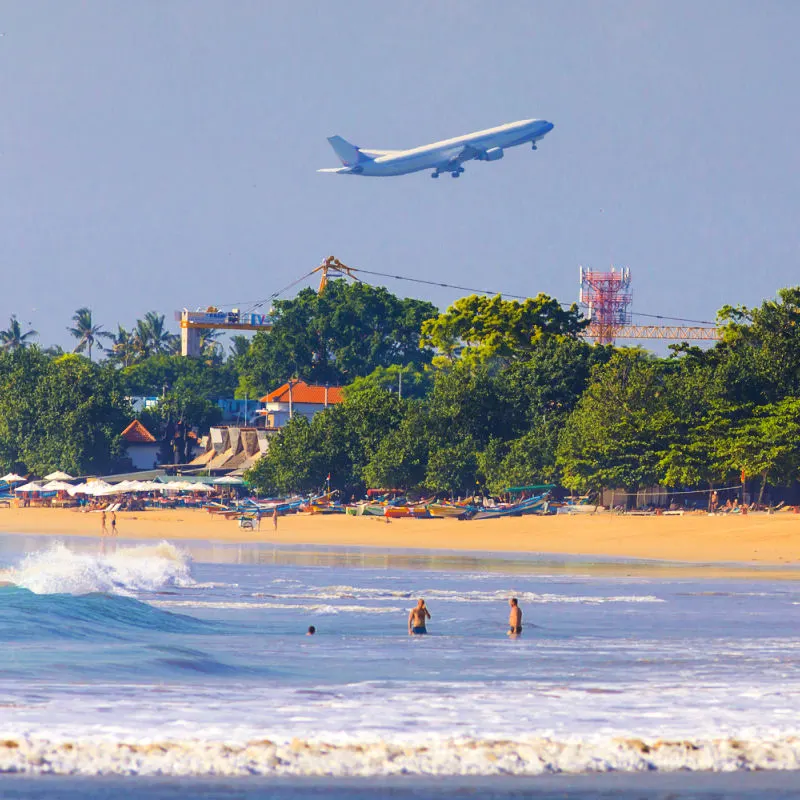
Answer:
1, 507, 800, 579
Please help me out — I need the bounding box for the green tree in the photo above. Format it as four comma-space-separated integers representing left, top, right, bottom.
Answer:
478, 421, 559, 495
108, 325, 138, 367
346, 364, 433, 400
133, 312, 180, 358
420, 293, 587, 367
237, 281, 437, 396
68, 307, 113, 360
424, 437, 479, 497
556, 350, 676, 493
363, 403, 430, 490
0, 350, 130, 476
0, 315, 37, 352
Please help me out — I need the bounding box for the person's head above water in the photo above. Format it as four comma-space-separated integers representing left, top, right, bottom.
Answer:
307, 626, 316, 635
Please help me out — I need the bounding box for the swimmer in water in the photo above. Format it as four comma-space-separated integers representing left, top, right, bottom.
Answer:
408, 598, 431, 635
508, 597, 522, 637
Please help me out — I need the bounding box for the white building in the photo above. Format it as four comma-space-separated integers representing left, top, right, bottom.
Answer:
258, 381, 344, 428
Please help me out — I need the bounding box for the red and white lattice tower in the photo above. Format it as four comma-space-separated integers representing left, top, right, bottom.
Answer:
579, 266, 632, 345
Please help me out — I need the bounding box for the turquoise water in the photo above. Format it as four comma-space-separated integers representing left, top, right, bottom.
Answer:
1, 533, 800, 788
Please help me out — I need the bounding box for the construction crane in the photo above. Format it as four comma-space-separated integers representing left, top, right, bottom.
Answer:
177, 257, 362, 356
579, 267, 719, 344
177, 258, 721, 356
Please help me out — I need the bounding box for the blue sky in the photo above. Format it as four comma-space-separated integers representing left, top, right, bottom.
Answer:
1, 1, 798, 351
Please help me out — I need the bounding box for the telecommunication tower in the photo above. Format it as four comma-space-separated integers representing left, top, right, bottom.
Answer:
579, 266, 632, 345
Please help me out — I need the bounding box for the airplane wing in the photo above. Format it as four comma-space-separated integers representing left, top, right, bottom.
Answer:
432, 145, 481, 175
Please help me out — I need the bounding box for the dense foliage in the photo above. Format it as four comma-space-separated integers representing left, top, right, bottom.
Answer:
5, 283, 800, 502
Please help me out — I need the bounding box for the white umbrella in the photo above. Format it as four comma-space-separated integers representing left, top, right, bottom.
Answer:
42, 480, 74, 492
67, 482, 91, 496
214, 475, 245, 485
83, 480, 111, 496
15, 482, 43, 492
94, 485, 121, 497
189, 483, 215, 493
44, 471, 74, 481
1, 473, 26, 483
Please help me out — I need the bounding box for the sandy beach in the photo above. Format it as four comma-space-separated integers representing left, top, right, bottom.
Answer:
1, 507, 800, 577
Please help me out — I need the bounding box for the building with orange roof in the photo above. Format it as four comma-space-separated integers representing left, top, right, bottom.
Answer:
120, 420, 161, 470
258, 380, 344, 428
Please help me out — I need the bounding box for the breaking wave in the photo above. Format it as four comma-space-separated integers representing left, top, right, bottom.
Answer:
0, 541, 194, 596
1, 735, 799, 776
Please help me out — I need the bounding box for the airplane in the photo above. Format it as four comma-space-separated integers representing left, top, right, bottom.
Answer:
318, 118, 554, 179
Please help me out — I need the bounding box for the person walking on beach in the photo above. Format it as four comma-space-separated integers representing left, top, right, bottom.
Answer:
408, 598, 431, 635
100, 510, 108, 536
508, 597, 523, 636
110, 511, 117, 536
272, 507, 278, 531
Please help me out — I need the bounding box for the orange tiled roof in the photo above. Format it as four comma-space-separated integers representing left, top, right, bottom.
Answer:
261, 381, 345, 405
121, 419, 157, 444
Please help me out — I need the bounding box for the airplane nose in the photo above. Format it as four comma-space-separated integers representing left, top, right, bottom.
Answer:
541, 121, 554, 133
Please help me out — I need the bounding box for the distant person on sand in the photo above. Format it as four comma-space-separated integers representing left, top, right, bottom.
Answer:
408, 599, 431, 635
101, 510, 108, 536
710, 490, 719, 512
110, 511, 117, 536
272, 507, 278, 531
508, 597, 523, 636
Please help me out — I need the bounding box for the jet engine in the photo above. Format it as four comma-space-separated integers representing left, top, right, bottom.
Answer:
482, 147, 504, 162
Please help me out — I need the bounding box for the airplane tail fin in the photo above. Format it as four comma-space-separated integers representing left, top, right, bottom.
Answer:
327, 135, 369, 167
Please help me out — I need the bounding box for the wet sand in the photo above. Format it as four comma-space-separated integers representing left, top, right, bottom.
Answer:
0, 507, 799, 578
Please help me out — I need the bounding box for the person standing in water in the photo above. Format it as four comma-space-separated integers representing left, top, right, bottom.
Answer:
408, 598, 431, 635
508, 597, 522, 636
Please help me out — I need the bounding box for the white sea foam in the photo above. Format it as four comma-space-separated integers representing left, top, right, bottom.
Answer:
153, 600, 404, 614
267, 585, 664, 605
1, 735, 800, 776
1, 541, 194, 595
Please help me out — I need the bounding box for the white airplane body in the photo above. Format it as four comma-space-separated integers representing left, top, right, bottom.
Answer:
319, 118, 554, 178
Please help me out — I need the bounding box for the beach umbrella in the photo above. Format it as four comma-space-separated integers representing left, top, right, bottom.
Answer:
44, 471, 74, 481
42, 480, 74, 492
213, 476, 245, 486
189, 483, 215, 493
84, 480, 111, 495
67, 482, 91, 496
1, 473, 26, 484
15, 482, 43, 492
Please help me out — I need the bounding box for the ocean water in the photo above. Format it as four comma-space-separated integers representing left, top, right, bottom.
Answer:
1, 533, 800, 797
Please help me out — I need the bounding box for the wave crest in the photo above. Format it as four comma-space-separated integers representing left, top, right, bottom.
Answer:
0, 541, 194, 595
1, 735, 799, 776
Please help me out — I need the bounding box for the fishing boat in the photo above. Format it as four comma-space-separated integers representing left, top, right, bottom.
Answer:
426, 503, 469, 519
467, 490, 551, 520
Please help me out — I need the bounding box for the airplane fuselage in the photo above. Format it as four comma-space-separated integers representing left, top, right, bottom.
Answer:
320, 118, 554, 178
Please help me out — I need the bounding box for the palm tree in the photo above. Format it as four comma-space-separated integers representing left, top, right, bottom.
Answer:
229, 335, 250, 360
67, 307, 113, 360
134, 312, 180, 357
198, 329, 222, 360
108, 325, 138, 367
0, 315, 37, 352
